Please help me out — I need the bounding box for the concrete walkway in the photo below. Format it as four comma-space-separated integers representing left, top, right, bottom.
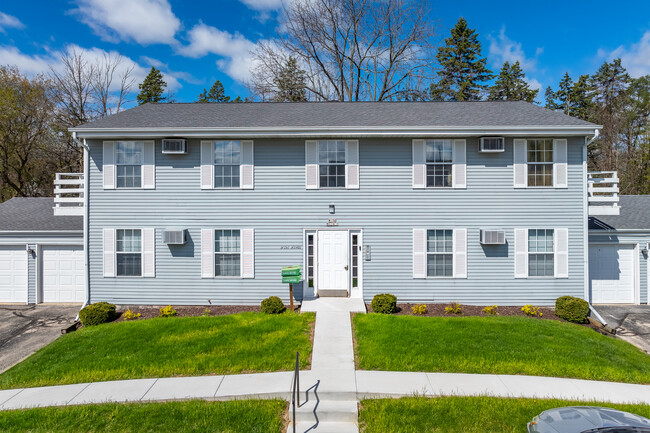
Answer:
594, 305, 650, 353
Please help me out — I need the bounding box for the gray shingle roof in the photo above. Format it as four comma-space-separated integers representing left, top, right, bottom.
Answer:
589, 196, 650, 231
73, 101, 598, 130
0, 198, 82, 231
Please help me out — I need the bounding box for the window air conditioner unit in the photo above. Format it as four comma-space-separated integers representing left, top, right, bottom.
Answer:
163, 229, 186, 245
480, 229, 505, 245
479, 137, 505, 153
162, 139, 187, 154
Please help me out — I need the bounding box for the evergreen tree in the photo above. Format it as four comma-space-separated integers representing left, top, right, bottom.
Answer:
544, 86, 558, 109
429, 17, 492, 101
487, 61, 538, 102
570, 75, 593, 121
197, 80, 230, 103
273, 57, 307, 102
136, 67, 167, 105
555, 72, 574, 115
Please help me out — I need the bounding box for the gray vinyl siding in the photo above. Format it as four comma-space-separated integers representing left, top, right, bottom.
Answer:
589, 232, 650, 304
87, 137, 587, 306
27, 245, 36, 304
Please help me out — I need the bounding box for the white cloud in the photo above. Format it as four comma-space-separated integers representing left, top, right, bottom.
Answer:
70, 0, 181, 45
599, 30, 650, 78
0, 11, 24, 32
239, 0, 283, 11
487, 27, 540, 73
526, 77, 542, 92
178, 23, 258, 83
0, 44, 182, 91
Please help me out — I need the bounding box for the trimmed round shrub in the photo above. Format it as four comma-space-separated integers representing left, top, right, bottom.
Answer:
79, 302, 116, 326
371, 293, 397, 314
555, 296, 589, 323
261, 296, 285, 314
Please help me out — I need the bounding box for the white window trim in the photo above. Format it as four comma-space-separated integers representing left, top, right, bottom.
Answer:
425, 139, 453, 189
115, 228, 143, 278
527, 228, 555, 279
214, 228, 243, 278
115, 141, 145, 190
213, 140, 243, 190
426, 228, 454, 279
318, 139, 347, 189
526, 138, 554, 189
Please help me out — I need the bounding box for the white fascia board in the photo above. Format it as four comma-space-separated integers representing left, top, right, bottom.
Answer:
589, 229, 650, 234
70, 125, 602, 139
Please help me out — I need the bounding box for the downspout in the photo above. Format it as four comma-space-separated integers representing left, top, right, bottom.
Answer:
584, 129, 601, 319
72, 132, 90, 320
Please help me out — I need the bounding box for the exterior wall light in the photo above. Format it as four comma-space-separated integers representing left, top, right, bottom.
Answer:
329, 204, 335, 214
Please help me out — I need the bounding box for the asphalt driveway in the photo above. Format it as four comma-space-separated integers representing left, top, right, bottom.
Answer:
0, 305, 79, 373
594, 305, 650, 353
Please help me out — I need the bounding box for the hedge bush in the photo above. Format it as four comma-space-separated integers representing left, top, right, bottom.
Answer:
261, 296, 285, 314
555, 296, 589, 323
371, 294, 397, 314
79, 302, 116, 326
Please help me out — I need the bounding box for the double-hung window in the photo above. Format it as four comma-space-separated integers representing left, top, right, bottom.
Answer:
425, 140, 452, 187
215, 229, 241, 276
116, 229, 142, 276
528, 229, 554, 277
116, 141, 143, 188
427, 229, 453, 277
319, 140, 346, 188
213, 141, 241, 188
527, 139, 553, 187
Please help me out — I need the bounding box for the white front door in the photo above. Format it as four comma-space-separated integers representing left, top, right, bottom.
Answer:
317, 230, 349, 293
0, 246, 28, 303
590, 244, 636, 304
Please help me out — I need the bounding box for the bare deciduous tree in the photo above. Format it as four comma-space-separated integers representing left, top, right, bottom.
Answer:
250, 0, 437, 101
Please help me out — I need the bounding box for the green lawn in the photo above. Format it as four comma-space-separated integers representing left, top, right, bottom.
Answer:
353, 314, 650, 384
0, 312, 314, 389
360, 397, 650, 433
0, 399, 285, 433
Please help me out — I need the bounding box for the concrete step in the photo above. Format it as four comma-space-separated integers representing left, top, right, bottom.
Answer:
286, 421, 359, 433
318, 290, 349, 297
294, 399, 358, 423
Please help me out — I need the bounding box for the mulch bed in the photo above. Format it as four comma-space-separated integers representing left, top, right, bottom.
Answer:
113, 305, 260, 321
366, 303, 602, 331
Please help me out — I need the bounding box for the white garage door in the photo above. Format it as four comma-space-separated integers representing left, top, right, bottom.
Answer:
0, 246, 28, 303
589, 244, 636, 304
42, 246, 85, 303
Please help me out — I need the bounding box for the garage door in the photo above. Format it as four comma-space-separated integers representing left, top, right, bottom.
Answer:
42, 246, 84, 303
0, 246, 28, 303
589, 244, 636, 304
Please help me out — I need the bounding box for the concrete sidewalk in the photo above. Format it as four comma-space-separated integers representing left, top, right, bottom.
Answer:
2, 370, 650, 412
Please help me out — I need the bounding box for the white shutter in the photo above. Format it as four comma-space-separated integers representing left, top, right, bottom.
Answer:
513, 139, 527, 188
514, 228, 528, 278
554, 228, 569, 278
142, 228, 155, 277
553, 139, 568, 188
103, 141, 116, 189
103, 228, 115, 277
200, 141, 214, 189
452, 139, 467, 189
412, 139, 426, 189
413, 229, 427, 278
201, 229, 215, 278
305, 140, 319, 189
241, 228, 255, 278
240, 140, 254, 189
345, 140, 359, 189
453, 228, 467, 278
142, 141, 155, 189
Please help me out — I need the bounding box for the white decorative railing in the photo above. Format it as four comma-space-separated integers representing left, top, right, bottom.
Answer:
588, 171, 620, 216
53, 173, 84, 216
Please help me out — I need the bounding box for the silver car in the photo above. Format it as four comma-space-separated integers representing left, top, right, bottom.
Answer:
528, 406, 650, 432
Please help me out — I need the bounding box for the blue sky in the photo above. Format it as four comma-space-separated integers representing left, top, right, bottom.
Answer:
1, 0, 649, 104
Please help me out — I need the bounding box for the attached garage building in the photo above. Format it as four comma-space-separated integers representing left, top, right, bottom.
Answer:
0, 198, 83, 304
589, 196, 650, 305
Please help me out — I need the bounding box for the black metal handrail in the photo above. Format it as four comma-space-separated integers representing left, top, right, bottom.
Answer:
291, 351, 300, 433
